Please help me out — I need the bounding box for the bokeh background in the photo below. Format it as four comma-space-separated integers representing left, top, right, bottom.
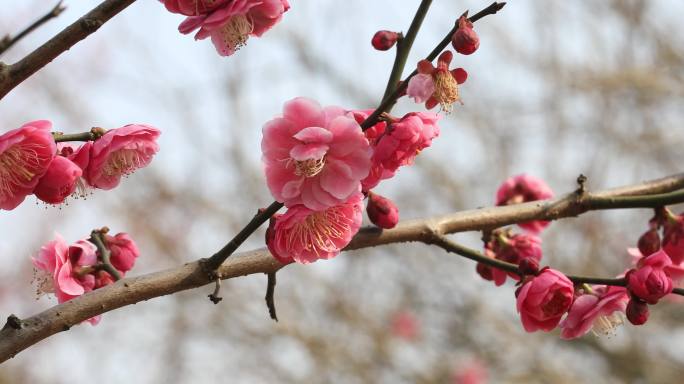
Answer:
1, 0, 684, 382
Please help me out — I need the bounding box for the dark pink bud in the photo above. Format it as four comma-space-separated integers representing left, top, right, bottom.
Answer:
662, 210, 684, 264
627, 250, 673, 304
476, 263, 494, 281
451, 15, 480, 55
94, 271, 115, 289
105, 232, 139, 273
366, 192, 399, 229
518, 257, 540, 276
626, 298, 649, 325
638, 228, 661, 257
33, 156, 82, 204
372, 30, 399, 51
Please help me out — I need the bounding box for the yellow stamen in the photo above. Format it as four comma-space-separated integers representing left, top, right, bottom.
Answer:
293, 157, 326, 178
433, 70, 460, 113
0, 143, 50, 200
103, 149, 146, 177
591, 313, 624, 338
286, 207, 354, 257
219, 14, 253, 53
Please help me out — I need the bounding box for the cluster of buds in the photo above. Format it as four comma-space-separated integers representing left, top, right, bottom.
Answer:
0, 121, 160, 210
32, 228, 140, 325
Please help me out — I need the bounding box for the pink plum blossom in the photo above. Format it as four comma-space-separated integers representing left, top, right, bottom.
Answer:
362, 112, 440, 191
559, 285, 628, 339
32, 234, 101, 325
266, 193, 363, 264
179, 0, 290, 56
516, 268, 574, 332
105, 232, 140, 273
390, 310, 420, 341
161, 0, 228, 16
33, 155, 82, 204
627, 247, 684, 285
0, 120, 56, 210
366, 191, 399, 229
85, 124, 160, 190
495, 174, 554, 233
487, 232, 542, 286
262, 97, 371, 210
662, 210, 684, 264
406, 50, 467, 112
627, 249, 673, 304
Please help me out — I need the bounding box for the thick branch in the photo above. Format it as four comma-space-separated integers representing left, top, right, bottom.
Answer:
0, 1, 66, 56
1, 173, 683, 362
0, 0, 136, 100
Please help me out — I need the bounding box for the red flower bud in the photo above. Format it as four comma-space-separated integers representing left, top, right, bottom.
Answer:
637, 228, 661, 257
518, 257, 540, 276
626, 298, 649, 325
451, 15, 480, 55
476, 263, 494, 281
372, 30, 399, 51
366, 192, 399, 229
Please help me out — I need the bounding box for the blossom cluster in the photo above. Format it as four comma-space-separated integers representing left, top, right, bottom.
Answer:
0, 121, 160, 209
160, 0, 290, 56
472, 174, 684, 339
32, 230, 140, 325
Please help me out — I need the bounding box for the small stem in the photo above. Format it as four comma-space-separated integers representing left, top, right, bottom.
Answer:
0, 1, 66, 57
53, 131, 96, 143
587, 189, 684, 210
265, 272, 278, 321
381, 0, 433, 103
90, 230, 122, 281
207, 276, 223, 304
429, 234, 676, 293
205, 201, 283, 270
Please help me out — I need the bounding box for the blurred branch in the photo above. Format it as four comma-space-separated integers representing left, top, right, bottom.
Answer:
0, 0, 136, 100
0, 1, 66, 56
2, 172, 684, 362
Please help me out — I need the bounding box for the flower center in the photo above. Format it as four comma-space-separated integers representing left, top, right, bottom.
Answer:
287, 207, 353, 256
103, 149, 146, 177
294, 157, 326, 178
433, 70, 460, 113
541, 290, 571, 317
0, 143, 49, 199
219, 14, 253, 52
591, 313, 624, 338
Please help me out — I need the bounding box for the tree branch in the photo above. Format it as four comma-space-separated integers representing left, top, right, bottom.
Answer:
0, 0, 136, 100
2, 172, 684, 362
381, 0, 433, 102
0, 1, 66, 57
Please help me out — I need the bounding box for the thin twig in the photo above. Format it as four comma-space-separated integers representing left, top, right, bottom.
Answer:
0, 0, 137, 100
90, 229, 122, 281
381, 0, 433, 102
265, 272, 278, 321
207, 276, 223, 304
0, 1, 66, 56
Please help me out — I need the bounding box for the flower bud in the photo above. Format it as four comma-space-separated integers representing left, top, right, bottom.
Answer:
366, 192, 399, 229
372, 30, 399, 51
476, 263, 494, 281
33, 156, 82, 204
451, 15, 480, 55
637, 228, 661, 257
518, 257, 540, 276
105, 232, 139, 273
626, 298, 649, 325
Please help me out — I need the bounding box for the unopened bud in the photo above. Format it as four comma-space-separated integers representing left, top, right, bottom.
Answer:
367, 192, 399, 229
626, 298, 649, 325
518, 257, 540, 276
451, 15, 480, 55
637, 228, 661, 256
372, 30, 399, 51
476, 263, 493, 281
